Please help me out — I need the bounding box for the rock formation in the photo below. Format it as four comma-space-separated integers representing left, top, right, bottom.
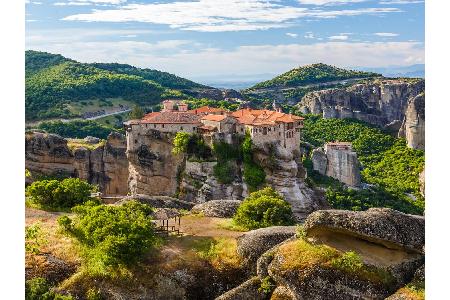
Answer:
398, 93, 425, 150
126, 130, 184, 196
25, 132, 129, 195
191, 200, 241, 217
311, 143, 361, 187
218, 208, 425, 300
116, 194, 194, 210
298, 79, 425, 148
254, 142, 326, 220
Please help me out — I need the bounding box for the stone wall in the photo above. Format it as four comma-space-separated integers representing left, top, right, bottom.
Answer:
25, 132, 129, 195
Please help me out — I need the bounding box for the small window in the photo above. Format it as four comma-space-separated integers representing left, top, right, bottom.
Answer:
154, 124, 156, 128
134, 139, 138, 143
180, 126, 183, 130
162, 124, 165, 128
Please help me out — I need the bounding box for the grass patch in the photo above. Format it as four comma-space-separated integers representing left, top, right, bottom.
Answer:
216, 219, 248, 232
67, 139, 106, 151
278, 239, 395, 286
195, 237, 242, 270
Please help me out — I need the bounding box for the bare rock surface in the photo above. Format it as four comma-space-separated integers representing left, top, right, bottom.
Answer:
304, 208, 425, 253
215, 277, 266, 300
116, 194, 194, 210
236, 226, 297, 270
399, 93, 425, 150
191, 200, 241, 217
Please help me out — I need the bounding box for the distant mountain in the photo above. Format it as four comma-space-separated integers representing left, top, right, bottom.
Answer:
249, 63, 380, 90
25, 51, 217, 121
354, 64, 425, 79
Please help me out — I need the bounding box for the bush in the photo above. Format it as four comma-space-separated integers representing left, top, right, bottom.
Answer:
241, 132, 265, 189
172, 132, 191, 155
25, 277, 73, 300
26, 178, 96, 210
233, 187, 294, 230
213, 161, 236, 184
58, 200, 159, 272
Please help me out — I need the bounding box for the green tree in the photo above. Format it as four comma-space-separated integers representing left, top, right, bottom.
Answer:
233, 187, 294, 230
172, 132, 191, 155
129, 105, 145, 120
58, 201, 159, 270
26, 178, 96, 209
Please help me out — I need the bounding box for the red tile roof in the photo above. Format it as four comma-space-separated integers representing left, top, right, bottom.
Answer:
141, 111, 201, 124
201, 114, 228, 122
231, 108, 304, 126
189, 106, 228, 115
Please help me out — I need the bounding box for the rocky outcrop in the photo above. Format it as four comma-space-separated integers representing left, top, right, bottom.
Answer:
25, 132, 129, 195
304, 208, 425, 253
215, 277, 267, 300
254, 143, 327, 221
298, 78, 424, 137
191, 200, 241, 217
419, 169, 425, 197
311, 144, 361, 187
236, 226, 297, 270
398, 93, 425, 150
180, 161, 244, 203
116, 194, 194, 210
127, 130, 184, 196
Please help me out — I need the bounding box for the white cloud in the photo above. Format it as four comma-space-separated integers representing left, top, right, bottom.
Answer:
298, 0, 367, 5
379, 0, 423, 4
286, 33, 298, 38
304, 32, 315, 39
374, 32, 399, 37
62, 0, 401, 32
26, 40, 423, 77
54, 0, 126, 6
329, 35, 348, 40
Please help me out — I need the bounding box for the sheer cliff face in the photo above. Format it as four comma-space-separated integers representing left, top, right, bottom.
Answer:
126, 130, 185, 197
25, 132, 129, 195
299, 79, 424, 125
398, 93, 425, 150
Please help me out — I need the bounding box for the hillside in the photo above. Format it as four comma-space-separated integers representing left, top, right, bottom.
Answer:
25, 51, 220, 121
249, 63, 379, 89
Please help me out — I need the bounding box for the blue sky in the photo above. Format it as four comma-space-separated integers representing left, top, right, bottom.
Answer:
25, 0, 424, 80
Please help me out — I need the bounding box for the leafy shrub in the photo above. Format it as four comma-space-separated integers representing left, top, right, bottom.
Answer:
172, 132, 191, 155
58, 201, 159, 272
25, 277, 73, 300
213, 141, 241, 161
258, 276, 276, 294
241, 132, 265, 189
128, 104, 144, 120
187, 134, 212, 160
25, 223, 47, 255
213, 161, 236, 184
233, 187, 294, 230
26, 178, 96, 210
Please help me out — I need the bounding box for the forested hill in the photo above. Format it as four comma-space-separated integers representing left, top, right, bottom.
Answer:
25, 51, 213, 121
249, 63, 380, 89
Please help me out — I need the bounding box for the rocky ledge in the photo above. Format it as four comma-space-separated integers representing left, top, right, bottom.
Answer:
191, 200, 241, 217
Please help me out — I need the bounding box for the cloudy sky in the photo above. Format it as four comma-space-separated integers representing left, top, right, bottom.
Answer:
25, 0, 424, 80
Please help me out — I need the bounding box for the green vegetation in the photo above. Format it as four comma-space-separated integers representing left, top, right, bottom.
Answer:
184, 98, 241, 111
128, 104, 145, 120
301, 116, 425, 215
26, 60, 163, 120
26, 277, 73, 300
250, 63, 379, 89
58, 200, 159, 275
233, 187, 295, 230
241, 132, 265, 190
278, 239, 394, 286
25, 51, 213, 121
37, 120, 120, 139
196, 237, 242, 270
212, 141, 241, 184
25, 223, 47, 255
258, 276, 276, 294
26, 178, 96, 210
172, 132, 192, 155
